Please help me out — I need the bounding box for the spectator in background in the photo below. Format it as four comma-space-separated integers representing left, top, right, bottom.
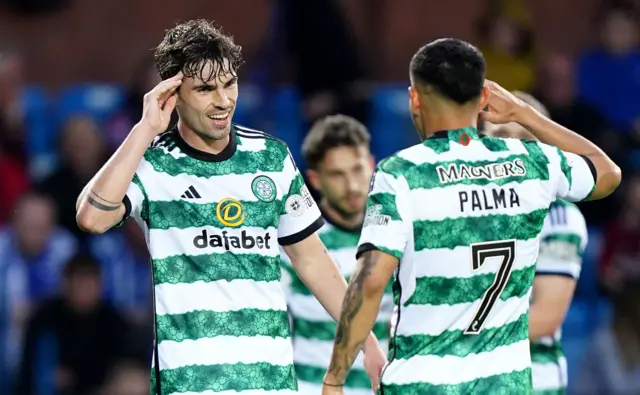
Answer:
535, 52, 619, 226
282, 0, 371, 130
106, 57, 177, 152
0, 192, 76, 301
0, 47, 29, 224
0, 45, 26, 164
15, 253, 131, 395
599, 174, 640, 293
100, 360, 149, 395
578, 3, 640, 132
574, 282, 640, 394
0, 193, 76, 393
86, 221, 152, 320
477, 12, 536, 92
38, 115, 107, 240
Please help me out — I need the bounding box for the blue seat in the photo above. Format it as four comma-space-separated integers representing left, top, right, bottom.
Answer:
562, 300, 591, 336
21, 85, 58, 179
234, 83, 265, 127
272, 87, 304, 166
370, 84, 421, 159
575, 227, 603, 300
55, 83, 125, 126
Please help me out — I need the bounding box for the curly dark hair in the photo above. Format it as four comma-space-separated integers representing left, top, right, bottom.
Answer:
154, 19, 244, 81
302, 114, 371, 170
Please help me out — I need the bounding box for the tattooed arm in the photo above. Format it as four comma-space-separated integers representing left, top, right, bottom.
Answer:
283, 233, 383, 350
324, 249, 399, 387
76, 122, 156, 234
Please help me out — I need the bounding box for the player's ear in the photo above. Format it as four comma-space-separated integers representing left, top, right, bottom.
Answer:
478, 85, 490, 112
408, 86, 421, 115
306, 169, 321, 191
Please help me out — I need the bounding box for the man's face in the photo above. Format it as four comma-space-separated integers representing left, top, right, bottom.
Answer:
177, 59, 238, 140
312, 146, 373, 219
14, 196, 55, 255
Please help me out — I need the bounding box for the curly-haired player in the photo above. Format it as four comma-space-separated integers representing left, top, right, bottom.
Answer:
76, 20, 386, 395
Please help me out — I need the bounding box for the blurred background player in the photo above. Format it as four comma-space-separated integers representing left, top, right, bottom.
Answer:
75, 19, 386, 395
280, 115, 393, 395
484, 92, 589, 394
322, 38, 621, 394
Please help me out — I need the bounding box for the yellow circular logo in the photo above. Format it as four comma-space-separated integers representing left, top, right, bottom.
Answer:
216, 198, 245, 227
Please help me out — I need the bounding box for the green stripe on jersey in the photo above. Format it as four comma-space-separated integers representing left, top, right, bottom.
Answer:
157, 309, 290, 343
296, 363, 371, 389
533, 389, 565, 395
148, 199, 281, 230
292, 317, 389, 341
154, 253, 280, 285
414, 209, 547, 251
283, 222, 392, 391
319, 229, 360, 249
159, 363, 297, 393
407, 265, 535, 306
144, 137, 288, 177
379, 368, 532, 395
530, 343, 564, 365
392, 313, 528, 359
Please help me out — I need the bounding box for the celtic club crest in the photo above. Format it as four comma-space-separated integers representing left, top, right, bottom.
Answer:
251, 175, 277, 202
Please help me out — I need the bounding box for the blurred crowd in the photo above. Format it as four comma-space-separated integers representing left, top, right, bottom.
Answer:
0, 0, 639, 394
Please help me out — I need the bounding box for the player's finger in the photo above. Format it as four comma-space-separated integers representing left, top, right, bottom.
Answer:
164, 71, 183, 82
479, 110, 502, 124
147, 79, 182, 100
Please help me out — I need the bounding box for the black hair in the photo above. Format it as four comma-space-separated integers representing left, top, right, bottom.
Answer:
154, 19, 244, 81
63, 252, 101, 279
302, 114, 371, 170
410, 38, 486, 104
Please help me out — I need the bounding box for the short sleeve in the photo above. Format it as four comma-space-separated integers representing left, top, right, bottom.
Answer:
554, 149, 597, 202
115, 173, 148, 228
356, 167, 411, 261
277, 151, 324, 245
536, 203, 588, 279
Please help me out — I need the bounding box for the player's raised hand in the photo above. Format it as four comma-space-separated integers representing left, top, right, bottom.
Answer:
141, 72, 183, 134
479, 80, 529, 125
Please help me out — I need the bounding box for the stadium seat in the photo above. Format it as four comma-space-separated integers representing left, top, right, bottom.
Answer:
21, 85, 57, 179
575, 226, 603, 300
234, 82, 265, 127
370, 84, 421, 159
562, 300, 591, 336
272, 87, 304, 167
55, 83, 125, 127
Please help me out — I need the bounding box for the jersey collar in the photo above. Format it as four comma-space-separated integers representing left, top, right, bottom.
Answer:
173, 125, 238, 162
426, 127, 482, 141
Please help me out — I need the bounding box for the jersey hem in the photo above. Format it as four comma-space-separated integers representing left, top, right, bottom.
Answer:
355, 242, 377, 260
114, 194, 132, 228
278, 216, 325, 245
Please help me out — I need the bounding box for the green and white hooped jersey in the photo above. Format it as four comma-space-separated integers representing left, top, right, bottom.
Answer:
280, 218, 394, 395
357, 128, 596, 395
121, 124, 324, 395
531, 200, 587, 394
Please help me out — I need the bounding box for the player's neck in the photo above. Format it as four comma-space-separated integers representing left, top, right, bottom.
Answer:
177, 121, 231, 155
320, 199, 363, 233
420, 106, 478, 139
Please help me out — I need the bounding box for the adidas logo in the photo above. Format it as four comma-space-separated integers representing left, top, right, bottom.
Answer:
181, 185, 202, 199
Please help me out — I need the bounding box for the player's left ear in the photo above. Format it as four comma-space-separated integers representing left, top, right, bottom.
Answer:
368, 153, 375, 170
478, 85, 490, 112
408, 86, 421, 115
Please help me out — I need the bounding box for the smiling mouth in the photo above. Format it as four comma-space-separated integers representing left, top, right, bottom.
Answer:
207, 112, 230, 121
